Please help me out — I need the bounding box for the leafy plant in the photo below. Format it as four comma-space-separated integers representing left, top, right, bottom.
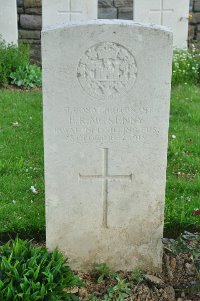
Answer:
85, 296, 100, 301
87, 276, 132, 301
172, 46, 200, 86
10, 64, 42, 88
130, 268, 144, 284
168, 231, 200, 260
0, 238, 82, 300
106, 276, 131, 300
95, 263, 116, 283
0, 39, 29, 86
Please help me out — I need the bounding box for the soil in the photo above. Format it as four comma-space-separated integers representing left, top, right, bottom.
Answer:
0, 84, 41, 92
70, 233, 200, 300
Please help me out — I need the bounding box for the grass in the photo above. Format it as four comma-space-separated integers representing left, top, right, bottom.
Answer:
165, 85, 200, 236
0, 85, 199, 241
0, 89, 45, 241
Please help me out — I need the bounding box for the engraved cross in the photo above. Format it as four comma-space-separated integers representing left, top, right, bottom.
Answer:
79, 148, 132, 228
150, 0, 174, 25
57, 0, 83, 22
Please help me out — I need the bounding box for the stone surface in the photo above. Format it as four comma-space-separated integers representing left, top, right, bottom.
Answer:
16, 0, 200, 65
188, 25, 195, 42
99, 0, 114, 7
98, 7, 117, 19
190, 12, 200, 23
24, 0, 41, 8
43, 0, 98, 28
42, 20, 173, 272
30, 44, 41, 65
118, 7, 133, 20
20, 14, 42, 30
144, 275, 164, 286
114, 0, 133, 7
20, 38, 40, 45
19, 29, 41, 39
194, 0, 200, 11
0, 0, 18, 44
25, 7, 42, 15
134, 0, 190, 49
17, 0, 24, 7
17, 7, 24, 13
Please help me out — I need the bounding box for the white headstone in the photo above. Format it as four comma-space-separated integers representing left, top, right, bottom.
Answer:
42, 20, 173, 272
134, 0, 189, 49
0, 0, 18, 45
43, 0, 98, 28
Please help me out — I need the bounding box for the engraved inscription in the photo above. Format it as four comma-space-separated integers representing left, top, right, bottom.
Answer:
77, 42, 137, 98
149, 0, 174, 25
79, 148, 132, 228
55, 126, 159, 143
54, 106, 160, 144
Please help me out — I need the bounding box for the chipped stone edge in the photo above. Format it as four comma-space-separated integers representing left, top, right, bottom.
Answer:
42, 19, 173, 36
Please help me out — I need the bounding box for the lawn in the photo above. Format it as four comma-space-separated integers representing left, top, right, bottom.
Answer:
165, 84, 200, 236
0, 85, 199, 241
0, 90, 45, 241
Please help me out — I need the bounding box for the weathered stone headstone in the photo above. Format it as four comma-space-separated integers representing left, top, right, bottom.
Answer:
42, 20, 173, 272
0, 0, 18, 44
43, 0, 98, 27
134, 0, 190, 48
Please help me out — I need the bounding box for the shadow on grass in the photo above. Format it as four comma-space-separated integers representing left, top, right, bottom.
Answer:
164, 223, 200, 238
0, 230, 46, 244
0, 224, 200, 244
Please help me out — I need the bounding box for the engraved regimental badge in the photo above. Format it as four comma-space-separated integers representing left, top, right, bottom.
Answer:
77, 42, 137, 99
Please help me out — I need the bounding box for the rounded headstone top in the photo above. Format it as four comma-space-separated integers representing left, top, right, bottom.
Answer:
42, 19, 173, 36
